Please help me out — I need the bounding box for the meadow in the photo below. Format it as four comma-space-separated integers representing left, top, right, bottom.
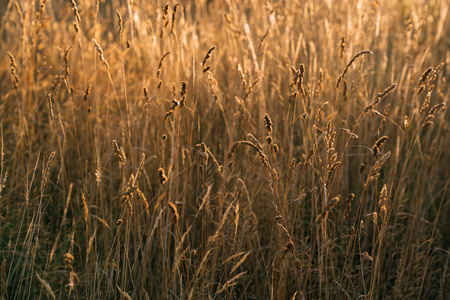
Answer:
0, 0, 449, 299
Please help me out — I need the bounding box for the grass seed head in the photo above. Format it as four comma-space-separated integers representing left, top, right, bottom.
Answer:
417, 67, 433, 94
158, 168, 168, 184
202, 46, 216, 72
336, 50, 372, 88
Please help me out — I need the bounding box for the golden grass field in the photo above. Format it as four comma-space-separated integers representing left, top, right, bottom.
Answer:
0, 0, 449, 299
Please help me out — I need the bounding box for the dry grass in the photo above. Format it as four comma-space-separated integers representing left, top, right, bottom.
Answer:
0, 0, 449, 299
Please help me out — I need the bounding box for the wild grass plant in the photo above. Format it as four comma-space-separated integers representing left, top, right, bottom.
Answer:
0, 0, 449, 299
